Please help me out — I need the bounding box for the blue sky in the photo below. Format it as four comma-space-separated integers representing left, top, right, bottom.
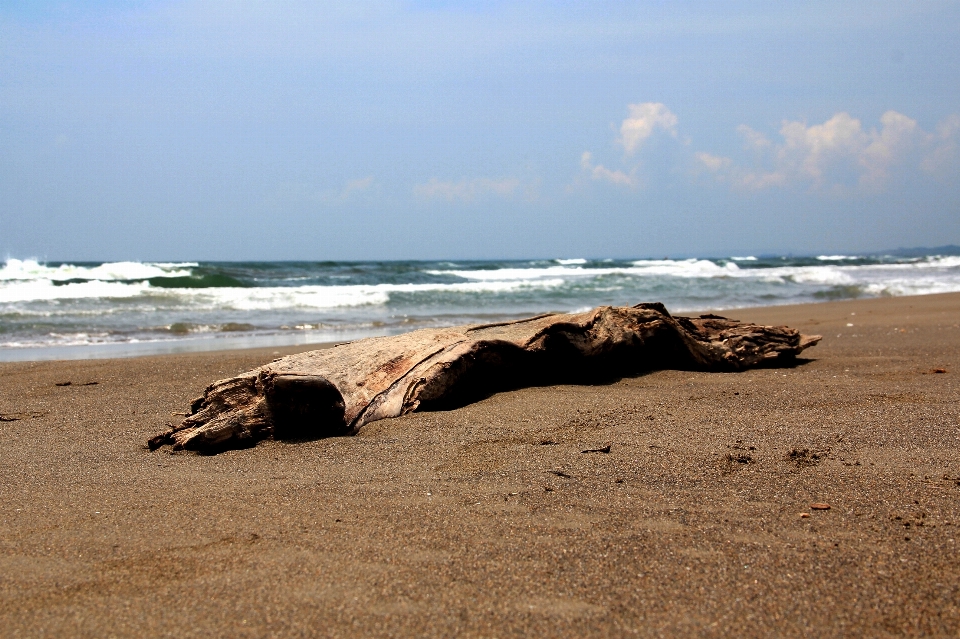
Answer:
1, 1, 959, 260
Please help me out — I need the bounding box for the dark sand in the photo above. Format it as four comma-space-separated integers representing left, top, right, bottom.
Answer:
1, 294, 959, 637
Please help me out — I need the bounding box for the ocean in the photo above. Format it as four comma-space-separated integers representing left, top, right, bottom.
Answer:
2, 252, 959, 361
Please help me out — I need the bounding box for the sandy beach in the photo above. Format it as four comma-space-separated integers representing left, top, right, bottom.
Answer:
1, 293, 959, 637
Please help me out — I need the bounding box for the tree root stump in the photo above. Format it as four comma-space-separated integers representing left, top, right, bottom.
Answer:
148, 303, 820, 453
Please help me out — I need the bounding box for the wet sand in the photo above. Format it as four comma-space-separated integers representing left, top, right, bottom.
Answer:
1, 293, 959, 637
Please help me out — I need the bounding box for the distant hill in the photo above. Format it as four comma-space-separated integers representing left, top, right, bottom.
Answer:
881, 245, 960, 257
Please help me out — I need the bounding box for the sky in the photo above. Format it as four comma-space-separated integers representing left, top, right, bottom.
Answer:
1, 1, 959, 261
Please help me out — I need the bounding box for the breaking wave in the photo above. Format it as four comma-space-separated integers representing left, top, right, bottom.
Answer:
2, 253, 959, 358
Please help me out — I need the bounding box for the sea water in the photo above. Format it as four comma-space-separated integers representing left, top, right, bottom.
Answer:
2, 253, 959, 360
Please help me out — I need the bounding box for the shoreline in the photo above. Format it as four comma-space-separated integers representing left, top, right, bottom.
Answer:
2, 291, 959, 636
4, 290, 960, 364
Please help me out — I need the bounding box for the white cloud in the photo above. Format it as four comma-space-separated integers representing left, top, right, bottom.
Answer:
270, 176, 375, 206
316, 176, 375, 203
698, 111, 959, 192
921, 114, 960, 176
618, 102, 678, 155
340, 176, 374, 198
736, 125, 773, 152
573, 101, 678, 191
580, 152, 636, 187
860, 111, 924, 187
413, 177, 521, 202
693, 152, 732, 172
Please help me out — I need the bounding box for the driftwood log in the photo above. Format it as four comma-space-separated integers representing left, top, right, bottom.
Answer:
148, 303, 820, 453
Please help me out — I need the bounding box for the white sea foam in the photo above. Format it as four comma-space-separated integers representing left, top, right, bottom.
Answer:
0, 279, 153, 303
181, 279, 568, 310
5, 258, 960, 309
863, 277, 960, 297
427, 266, 591, 281
0, 276, 567, 307
403, 256, 960, 292
0, 259, 195, 281
768, 266, 854, 286
909, 255, 960, 269
4, 256, 960, 358
431, 259, 742, 281
629, 259, 742, 277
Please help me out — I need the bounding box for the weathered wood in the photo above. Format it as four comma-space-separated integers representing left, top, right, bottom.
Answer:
148, 303, 820, 453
